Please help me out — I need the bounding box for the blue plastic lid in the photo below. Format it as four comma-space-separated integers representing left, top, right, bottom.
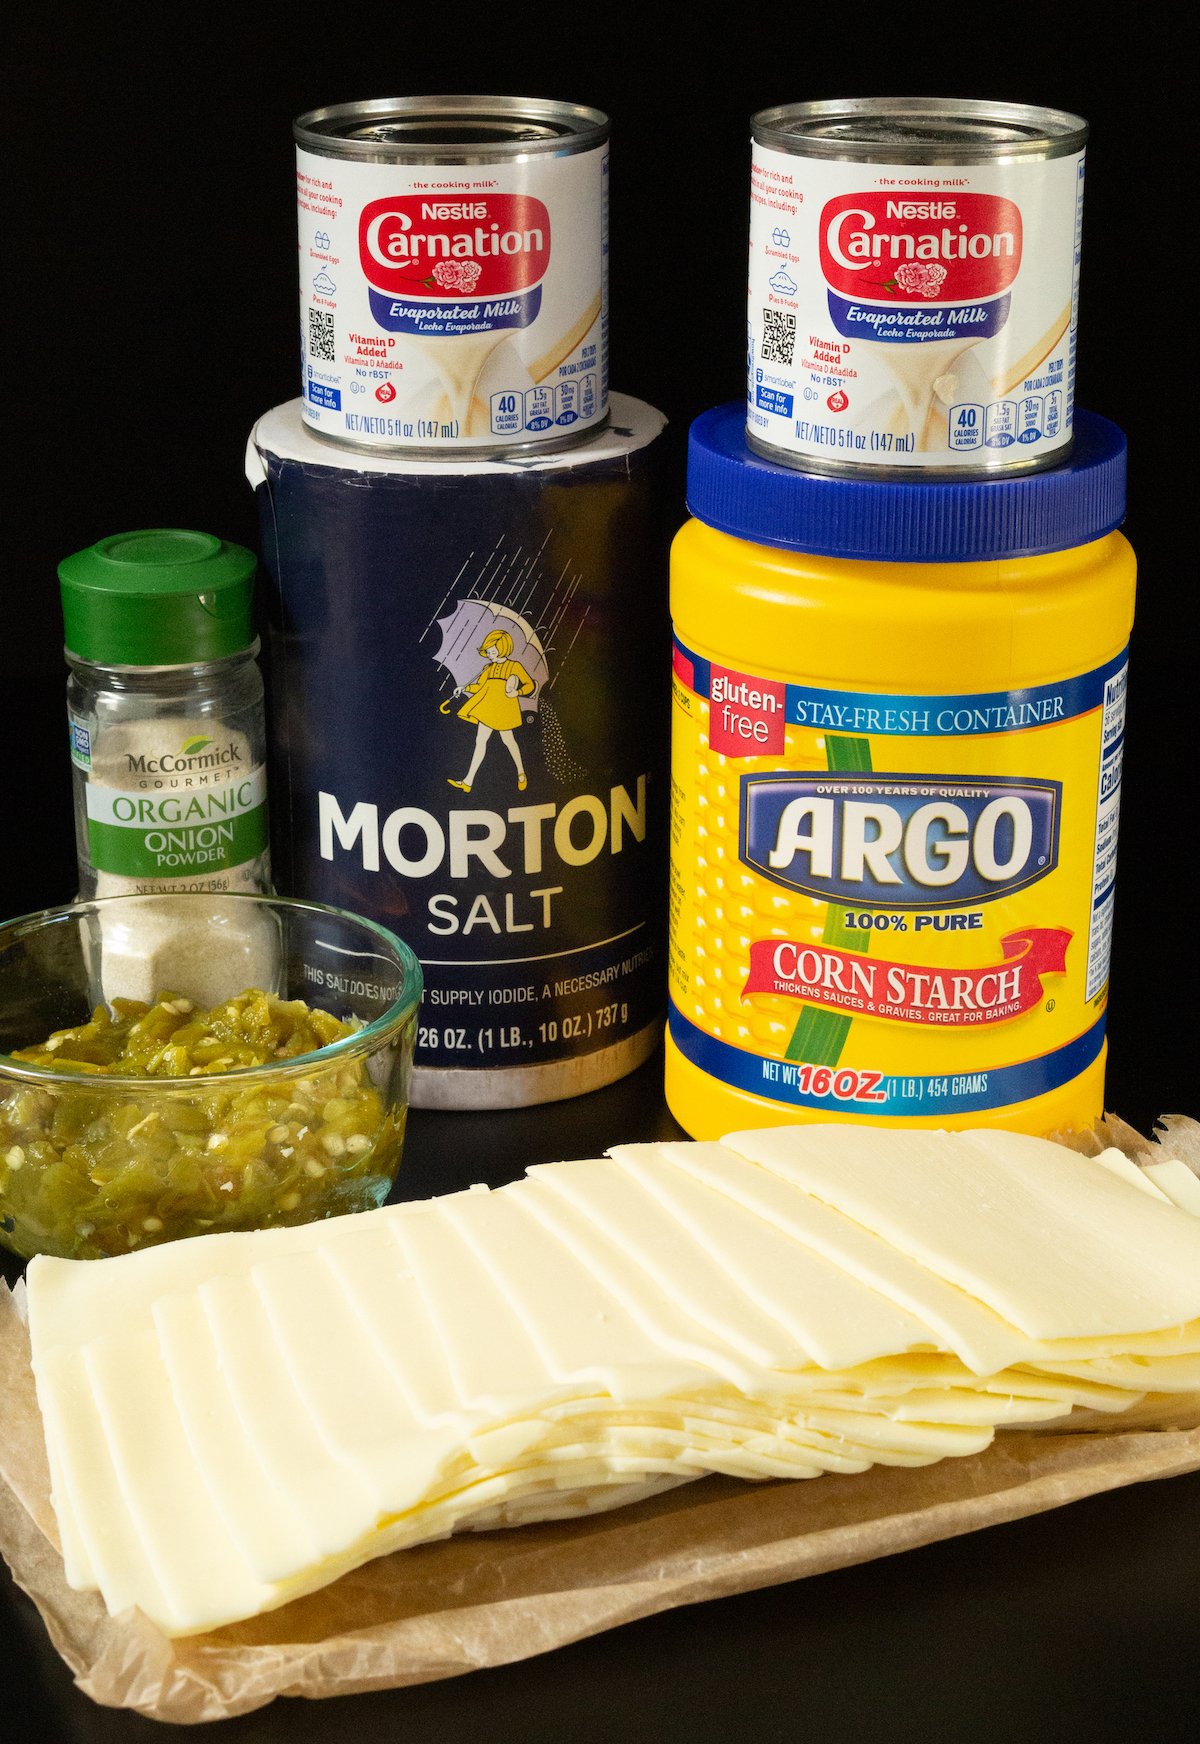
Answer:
686, 405, 1127, 563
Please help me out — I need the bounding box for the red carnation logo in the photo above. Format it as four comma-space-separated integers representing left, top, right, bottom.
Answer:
358, 194, 551, 300
431, 260, 482, 293
819, 192, 1022, 303
891, 261, 947, 298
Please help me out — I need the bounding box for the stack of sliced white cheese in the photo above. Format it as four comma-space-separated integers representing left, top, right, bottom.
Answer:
25, 1125, 1200, 1638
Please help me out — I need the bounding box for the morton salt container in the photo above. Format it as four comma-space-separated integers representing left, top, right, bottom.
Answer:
747, 98, 1087, 473
295, 95, 609, 455
247, 393, 670, 1109
667, 403, 1133, 1141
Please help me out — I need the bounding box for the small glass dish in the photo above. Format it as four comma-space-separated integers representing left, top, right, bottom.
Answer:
0, 893, 422, 1261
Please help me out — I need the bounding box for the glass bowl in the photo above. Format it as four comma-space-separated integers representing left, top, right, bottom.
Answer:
0, 893, 422, 1261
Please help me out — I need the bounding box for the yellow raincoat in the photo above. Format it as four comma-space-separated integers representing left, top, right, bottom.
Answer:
457, 659, 535, 731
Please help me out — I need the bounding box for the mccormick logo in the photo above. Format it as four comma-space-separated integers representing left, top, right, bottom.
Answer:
817, 193, 1022, 344
358, 194, 551, 301
123, 737, 243, 776
740, 773, 1060, 908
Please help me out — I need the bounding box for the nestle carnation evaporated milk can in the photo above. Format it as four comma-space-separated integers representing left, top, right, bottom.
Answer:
747, 98, 1087, 473
294, 96, 609, 454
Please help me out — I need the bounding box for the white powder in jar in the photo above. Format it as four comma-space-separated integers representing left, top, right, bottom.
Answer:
86, 894, 283, 1009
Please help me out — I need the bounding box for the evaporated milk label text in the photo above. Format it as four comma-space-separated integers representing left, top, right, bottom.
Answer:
668, 638, 1125, 1117
748, 143, 1084, 467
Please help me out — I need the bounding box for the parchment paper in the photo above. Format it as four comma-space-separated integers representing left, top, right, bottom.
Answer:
2, 1115, 1198, 1725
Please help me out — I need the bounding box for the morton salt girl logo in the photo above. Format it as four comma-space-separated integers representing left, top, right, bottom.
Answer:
818, 192, 1023, 342
358, 194, 551, 334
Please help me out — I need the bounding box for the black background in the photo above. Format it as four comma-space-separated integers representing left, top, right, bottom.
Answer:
7, 5, 1196, 1133
4, 8, 1199, 1735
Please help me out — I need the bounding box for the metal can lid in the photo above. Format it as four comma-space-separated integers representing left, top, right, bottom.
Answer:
686, 405, 1126, 563
58, 530, 257, 665
294, 95, 610, 161
752, 97, 1088, 162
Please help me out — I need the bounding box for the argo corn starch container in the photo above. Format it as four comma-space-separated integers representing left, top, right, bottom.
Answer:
747, 98, 1087, 473
295, 96, 608, 455
667, 403, 1133, 1140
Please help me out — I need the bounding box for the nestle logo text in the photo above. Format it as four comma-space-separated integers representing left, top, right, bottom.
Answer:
421, 202, 487, 221
885, 201, 957, 220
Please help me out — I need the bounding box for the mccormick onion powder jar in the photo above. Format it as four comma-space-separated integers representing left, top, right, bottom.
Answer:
58, 530, 271, 904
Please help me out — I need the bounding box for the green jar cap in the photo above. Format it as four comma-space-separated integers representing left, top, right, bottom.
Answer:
58, 529, 258, 665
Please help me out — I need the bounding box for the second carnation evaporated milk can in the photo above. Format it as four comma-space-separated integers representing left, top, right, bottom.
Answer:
747, 98, 1087, 473
295, 95, 609, 455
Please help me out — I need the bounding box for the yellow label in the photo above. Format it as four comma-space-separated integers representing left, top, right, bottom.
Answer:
668, 636, 1126, 1121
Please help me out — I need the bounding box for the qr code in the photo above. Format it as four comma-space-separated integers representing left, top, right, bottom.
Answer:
308, 308, 335, 362
760, 308, 796, 366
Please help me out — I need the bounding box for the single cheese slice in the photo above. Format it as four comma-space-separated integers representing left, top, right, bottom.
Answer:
29, 1346, 102, 1592
1143, 1159, 1200, 1217
1091, 1147, 1175, 1203
1035, 1351, 1200, 1391
722, 1125, 1200, 1338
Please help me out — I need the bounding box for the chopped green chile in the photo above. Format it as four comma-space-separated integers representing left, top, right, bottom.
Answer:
0, 991, 403, 1260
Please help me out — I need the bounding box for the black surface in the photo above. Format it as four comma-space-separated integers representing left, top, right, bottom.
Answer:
5, 10, 1197, 1131
6, 10, 1199, 1737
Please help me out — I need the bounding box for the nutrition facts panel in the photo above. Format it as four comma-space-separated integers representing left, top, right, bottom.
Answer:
950, 391, 1066, 452
490, 375, 598, 437
1087, 659, 1126, 1001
